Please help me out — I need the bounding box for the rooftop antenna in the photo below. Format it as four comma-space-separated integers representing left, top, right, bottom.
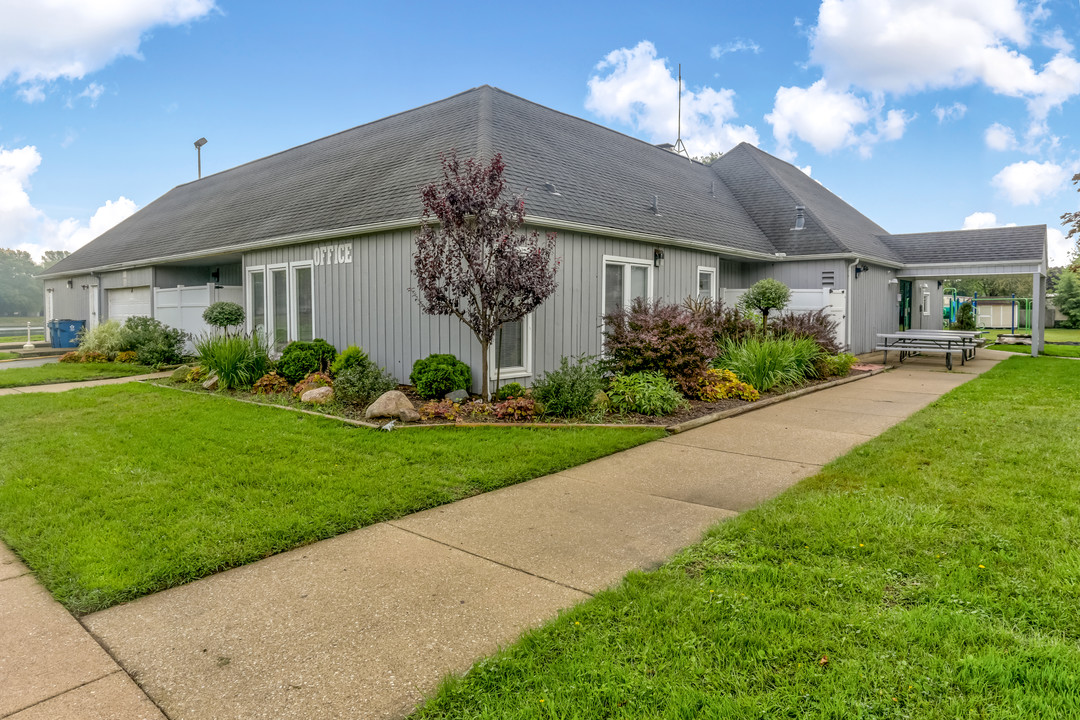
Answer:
671, 64, 691, 160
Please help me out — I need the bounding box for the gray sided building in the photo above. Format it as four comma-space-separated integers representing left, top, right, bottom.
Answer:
40, 86, 1049, 390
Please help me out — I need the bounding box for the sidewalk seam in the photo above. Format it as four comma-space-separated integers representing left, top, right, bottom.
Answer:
655, 439, 828, 467
75, 619, 175, 720
0, 669, 122, 720
385, 522, 596, 598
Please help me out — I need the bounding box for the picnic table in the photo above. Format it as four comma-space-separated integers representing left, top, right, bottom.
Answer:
876, 329, 986, 370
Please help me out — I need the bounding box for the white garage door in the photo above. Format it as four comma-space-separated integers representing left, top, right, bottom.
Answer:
107, 286, 152, 324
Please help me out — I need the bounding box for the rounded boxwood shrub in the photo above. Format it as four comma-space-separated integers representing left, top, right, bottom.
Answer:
330, 345, 370, 377
202, 302, 245, 333
495, 382, 526, 401
278, 338, 337, 383
409, 353, 471, 399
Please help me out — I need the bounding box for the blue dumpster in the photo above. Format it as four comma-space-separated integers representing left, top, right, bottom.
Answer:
54, 319, 85, 348
47, 319, 61, 348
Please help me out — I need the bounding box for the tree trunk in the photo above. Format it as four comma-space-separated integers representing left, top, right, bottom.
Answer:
480, 339, 490, 402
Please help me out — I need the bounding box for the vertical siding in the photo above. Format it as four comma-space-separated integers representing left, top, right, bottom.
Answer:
740, 259, 849, 289
850, 263, 901, 354
99, 267, 152, 289
154, 264, 243, 289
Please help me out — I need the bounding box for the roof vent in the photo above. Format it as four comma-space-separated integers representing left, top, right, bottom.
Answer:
651, 194, 662, 216
543, 181, 561, 196
710, 181, 715, 197
655, 143, 676, 151
794, 205, 806, 230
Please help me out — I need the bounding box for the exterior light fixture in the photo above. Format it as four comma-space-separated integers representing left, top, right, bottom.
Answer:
194, 137, 208, 178
854, 264, 869, 279
654, 248, 665, 268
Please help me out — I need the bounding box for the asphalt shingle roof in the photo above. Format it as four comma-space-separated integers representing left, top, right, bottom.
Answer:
45, 86, 1046, 278
881, 225, 1047, 265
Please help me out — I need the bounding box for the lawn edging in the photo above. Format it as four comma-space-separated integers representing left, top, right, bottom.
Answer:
666, 367, 887, 434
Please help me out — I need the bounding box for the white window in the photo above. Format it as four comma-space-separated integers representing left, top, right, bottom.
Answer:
697, 267, 716, 302
246, 266, 266, 336
922, 291, 930, 317
602, 255, 652, 317
490, 315, 533, 380
258, 261, 317, 351
291, 262, 314, 343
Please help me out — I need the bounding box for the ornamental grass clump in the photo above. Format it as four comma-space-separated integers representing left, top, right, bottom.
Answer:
715, 336, 823, 392
602, 298, 717, 394
530, 356, 604, 418
607, 372, 687, 416
77, 320, 127, 358
194, 331, 272, 390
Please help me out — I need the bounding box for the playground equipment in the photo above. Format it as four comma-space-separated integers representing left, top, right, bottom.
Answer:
943, 290, 1032, 333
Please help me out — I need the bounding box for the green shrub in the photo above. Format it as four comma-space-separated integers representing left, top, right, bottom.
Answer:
114, 350, 138, 363
122, 316, 187, 367
715, 336, 824, 392
740, 278, 791, 332
495, 382, 526, 401
333, 363, 397, 407
409, 354, 472, 399
77, 320, 127, 357
194, 331, 271, 390
202, 302, 245, 334
330, 345, 370, 376
951, 302, 977, 330
186, 366, 208, 383
531, 356, 604, 418
278, 339, 337, 383
607, 372, 687, 416
823, 352, 857, 377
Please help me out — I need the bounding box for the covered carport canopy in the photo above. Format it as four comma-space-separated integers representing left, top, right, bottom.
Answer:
884, 225, 1049, 357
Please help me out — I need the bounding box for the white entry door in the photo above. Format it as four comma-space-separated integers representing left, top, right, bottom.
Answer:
88, 284, 99, 330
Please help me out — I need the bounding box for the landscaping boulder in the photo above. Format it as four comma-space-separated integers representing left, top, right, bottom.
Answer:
398, 407, 421, 423
444, 389, 469, 402
365, 390, 415, 420
171, 364, 191, 382
301, 386, 334, 404
202, 374, 219, 391
593, 390, 610, 409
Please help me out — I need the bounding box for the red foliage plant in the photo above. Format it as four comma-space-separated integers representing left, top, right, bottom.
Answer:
602, 298, 718, 394
411, 150, 559, 401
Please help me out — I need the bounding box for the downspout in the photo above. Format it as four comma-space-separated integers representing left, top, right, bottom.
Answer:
846, 258, 860, 352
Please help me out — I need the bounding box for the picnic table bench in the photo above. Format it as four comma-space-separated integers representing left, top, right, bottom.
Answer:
875, 330, 986, 370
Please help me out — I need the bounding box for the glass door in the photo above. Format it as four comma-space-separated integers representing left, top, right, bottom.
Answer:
899, 280, 912, 330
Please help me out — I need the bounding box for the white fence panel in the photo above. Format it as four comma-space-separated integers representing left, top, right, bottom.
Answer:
720, 287, 848, 350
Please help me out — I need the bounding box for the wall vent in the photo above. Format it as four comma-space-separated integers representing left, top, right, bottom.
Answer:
822, 270, 835, 287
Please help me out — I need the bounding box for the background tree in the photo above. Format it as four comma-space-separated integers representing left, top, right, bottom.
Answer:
41, 250, 70, 269
0, 249, 43, 316
1053, 270, 1080, 328
740, 278, 790, 332
412, 150, 559, 401
1062, 172, 1080, 262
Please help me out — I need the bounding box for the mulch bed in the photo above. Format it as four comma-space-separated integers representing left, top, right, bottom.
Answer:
151, 369, 871, 428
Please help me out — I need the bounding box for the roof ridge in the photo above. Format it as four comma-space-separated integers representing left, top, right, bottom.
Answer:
718, 144, 845, 255
170, 86, 490, 190
884, 222, 1046, 238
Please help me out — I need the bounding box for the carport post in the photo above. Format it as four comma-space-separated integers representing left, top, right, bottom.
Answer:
1031, 272, 1046, 358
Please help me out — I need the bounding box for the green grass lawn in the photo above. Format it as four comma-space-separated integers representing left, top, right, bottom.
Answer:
989, 342, 1080, 358
983, 327, 1080, 342
0, 362, 154, 388
0, 334, 45, 343
0, 352, 17, 361
0, 315, 45, 343
0, 383, 664, 614
415, 357, 1080, 719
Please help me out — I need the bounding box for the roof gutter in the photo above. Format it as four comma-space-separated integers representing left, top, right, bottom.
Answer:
39, 213, 907, 279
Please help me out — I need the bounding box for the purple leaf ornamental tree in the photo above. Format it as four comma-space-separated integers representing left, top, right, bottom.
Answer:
412, 151, 559, 401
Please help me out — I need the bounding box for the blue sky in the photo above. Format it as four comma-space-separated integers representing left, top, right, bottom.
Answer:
2, 0, 1078, 264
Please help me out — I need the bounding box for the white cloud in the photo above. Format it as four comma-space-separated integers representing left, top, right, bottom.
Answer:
764, 79, 910, 159
1047, 227, 1071, 266
809, 0, 1080, 127
710, 39, 761, 59
1, 0, 216, 100
963, 212, 997, 229
991, 160, 1069, 205
985, 122, 1019, 151
16, 84, 45, 103
586, 41, 760, 156
932, 102, 967, 123
0, 144, 136, 260
77, 82, 105, 107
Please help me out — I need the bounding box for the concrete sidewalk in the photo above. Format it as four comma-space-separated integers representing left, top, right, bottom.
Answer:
4, 351, 1006, 719
0, 371, 172, 396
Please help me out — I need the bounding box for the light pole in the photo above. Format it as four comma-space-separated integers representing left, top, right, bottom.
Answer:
194, 137, 207, 178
